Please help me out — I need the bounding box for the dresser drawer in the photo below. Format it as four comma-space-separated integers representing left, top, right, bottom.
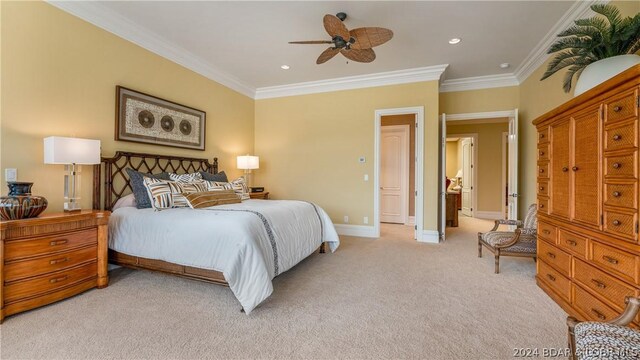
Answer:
605, 88, 638, 124
537, 144, 550, 162
537, 197, 549, 215
558, 229, 587, 258
4, 262, 97, 304
604, 182, 638, 210
4, 229, 97, 261
4, 246, 97, 282
573, 258, 637, 312
605, 152, 637, 179
537, 181, 549, 197
538, 239, 571, 277
538, 260, 571, 302
605, 120, 637, 151
537, 162, 549, 179
590, 241, 639, 285
538, 127, 550, 144
603, 210, 638, 242
573, 284, 621, 323
537, 222, 556, 242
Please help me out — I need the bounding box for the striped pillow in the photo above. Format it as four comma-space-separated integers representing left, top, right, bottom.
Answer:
143, 178, 208, 210
183, 190, 241, 209
169, 172, 203, 183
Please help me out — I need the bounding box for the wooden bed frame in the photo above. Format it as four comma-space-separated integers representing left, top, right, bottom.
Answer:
92, 151, 325, 288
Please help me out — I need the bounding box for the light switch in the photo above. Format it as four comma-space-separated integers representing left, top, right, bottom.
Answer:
358, 157, 366, 163
364, 174, 369, 181
5, 168, 17, 182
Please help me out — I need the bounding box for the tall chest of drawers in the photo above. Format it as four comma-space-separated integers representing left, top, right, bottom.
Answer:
533, 65, 640, 324
0, 210, 109, 322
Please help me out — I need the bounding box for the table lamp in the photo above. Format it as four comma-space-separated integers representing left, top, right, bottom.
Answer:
454, 169, 463, 190
237, 155, 259, 187
44, 136, 101, 212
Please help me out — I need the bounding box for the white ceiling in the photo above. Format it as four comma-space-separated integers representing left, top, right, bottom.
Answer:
82, 1, 576, 89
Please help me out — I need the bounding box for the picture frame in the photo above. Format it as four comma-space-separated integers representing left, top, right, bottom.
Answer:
115, 86, 206, 150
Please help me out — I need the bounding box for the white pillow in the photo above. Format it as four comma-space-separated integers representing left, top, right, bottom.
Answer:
169, 172, 203, 183
112, 194, 136, 211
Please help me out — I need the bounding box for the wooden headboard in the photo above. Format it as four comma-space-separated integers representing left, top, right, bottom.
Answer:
92, 151, 218, 211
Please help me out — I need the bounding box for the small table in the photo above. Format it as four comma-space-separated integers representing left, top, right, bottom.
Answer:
446, 192, 460, 227
249, 192, 269, 200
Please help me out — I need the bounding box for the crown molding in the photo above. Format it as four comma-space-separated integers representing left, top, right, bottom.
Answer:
439, 73, 519, 93
513, 0, 606, 83
47, 1, 256, 98
254, 64, 448, 99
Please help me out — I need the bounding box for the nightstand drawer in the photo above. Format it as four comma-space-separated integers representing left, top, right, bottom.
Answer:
4, 229, 97, 261
4, 246, 97, 282
4, 262, 97, 304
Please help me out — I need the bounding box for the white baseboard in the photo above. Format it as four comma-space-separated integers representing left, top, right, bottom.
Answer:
474, 211, 504, 220
418, 230, 440, 243
405, 216, 415, 225
334, 224, 377, 238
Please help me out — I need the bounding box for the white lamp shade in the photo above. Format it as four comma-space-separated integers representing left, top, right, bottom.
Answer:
455, 169, 463, 178
44, 136, 101, 164
237, 155, 259, 170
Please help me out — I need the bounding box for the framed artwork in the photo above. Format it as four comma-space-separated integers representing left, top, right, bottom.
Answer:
115, 86, 206, 150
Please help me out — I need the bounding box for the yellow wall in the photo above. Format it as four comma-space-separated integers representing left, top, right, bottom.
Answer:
439, 87, 519, 114
445, 140, 459, 178
0, 1, 255, 212
447, 122, 508, 213
255, 81, 440, 229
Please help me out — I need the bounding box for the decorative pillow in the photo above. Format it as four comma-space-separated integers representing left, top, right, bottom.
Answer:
230, 177, 250, 200
199, 170, 228, 183
112, 194, 136, 211
126, 168, 171, 209
143, 178, 208, 210
169, 172, 203, 183
183, 190, 241, 209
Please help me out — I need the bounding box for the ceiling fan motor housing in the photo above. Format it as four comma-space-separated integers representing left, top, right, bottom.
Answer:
336, 12, 347, 21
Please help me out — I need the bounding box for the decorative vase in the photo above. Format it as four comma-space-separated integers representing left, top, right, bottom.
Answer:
0, 182, 48, 220
574, 54, 640, 96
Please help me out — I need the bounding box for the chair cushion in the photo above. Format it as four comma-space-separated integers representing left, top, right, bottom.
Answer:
523, 203, 538, 230
575, 322, 640, 360
481, 231, 536, 253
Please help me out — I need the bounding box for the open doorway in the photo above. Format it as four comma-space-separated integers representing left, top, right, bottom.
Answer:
445, 135, 477, 219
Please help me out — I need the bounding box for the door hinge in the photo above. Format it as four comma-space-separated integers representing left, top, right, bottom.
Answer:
415, 225, 417, 230
415, 122, 418, 128
600, 214, 604, 225
471, 208, 473, 211
471, 186, 474, 190
415, 190, 418, 196
471, 164, 474, 168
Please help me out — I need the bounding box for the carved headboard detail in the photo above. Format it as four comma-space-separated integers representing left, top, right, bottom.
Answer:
93, 151, 218, 211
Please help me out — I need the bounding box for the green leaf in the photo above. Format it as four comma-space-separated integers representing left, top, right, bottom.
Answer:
591, 4, 623, 28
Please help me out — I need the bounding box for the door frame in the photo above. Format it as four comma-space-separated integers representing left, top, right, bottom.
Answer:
446, 133, 478, 218
502, 131, 509, 219
374, 107, 424, 240
380, 125, 410, 225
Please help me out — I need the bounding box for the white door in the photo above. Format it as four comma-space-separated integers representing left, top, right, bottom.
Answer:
461, 138, 474, 217
439, 113, 447, 241
380, 125, 409, 224
507, 109, 519, 220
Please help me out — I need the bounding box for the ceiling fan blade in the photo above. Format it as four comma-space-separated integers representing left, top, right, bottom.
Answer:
323, 14, 350, 40
349, 27, 394, 50
289, 40, 334, 44
340, 48, 376, 63
317, 47, 340, 64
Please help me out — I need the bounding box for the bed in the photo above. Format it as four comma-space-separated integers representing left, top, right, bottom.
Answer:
92, 151, 339, 313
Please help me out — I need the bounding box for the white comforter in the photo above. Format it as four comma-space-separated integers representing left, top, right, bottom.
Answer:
109, 200, 339, 314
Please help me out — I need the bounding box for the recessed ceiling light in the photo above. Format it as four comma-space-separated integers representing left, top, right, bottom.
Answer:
280, 65, 290, 70
448, 38, 461, 45
500, 63, 510, 69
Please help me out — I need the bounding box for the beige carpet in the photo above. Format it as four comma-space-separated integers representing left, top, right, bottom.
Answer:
1, 216, 568, 359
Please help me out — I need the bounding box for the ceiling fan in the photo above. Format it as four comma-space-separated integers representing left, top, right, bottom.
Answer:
289, 12, 393, 64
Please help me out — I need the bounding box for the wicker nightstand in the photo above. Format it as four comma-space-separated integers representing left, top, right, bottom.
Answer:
249, 192, 269, 200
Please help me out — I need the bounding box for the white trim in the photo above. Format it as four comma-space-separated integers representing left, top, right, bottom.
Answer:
502, 131, 508, 220
334, 224, 377, 238
474, 211, 505, 220
375, 107, 424, 241
406, 216, 415, 226
440, 74, 519, 93
418, 230, 440, 244
513, 0, 604, 83
47, 0, 256, 98
256, 65, 448, 99
445, 110, 516, 121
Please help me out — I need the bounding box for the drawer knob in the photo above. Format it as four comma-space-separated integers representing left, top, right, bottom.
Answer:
546, 274, 556, 282
612, 162, 621, 169
50, 239, 68, 246
591, 309, 607, 321
572, 166, 579, 171
613, 134, 622, 141
539, 186, 544, 191
546, 252, 556, 259
540, 133, 545, 138
539, 151, 545, 156
613, 220, 621, 226
603, 255, 619, 265
613, 105, 622, 112
591, 279, 607, 289
539, 168, 545, 173
49, 275, 68, 284
562, 167, 569, 172
49, 257, 69, 265
613, 191, 621, 197
539, 204, 545, 209
566, 239, 577, 246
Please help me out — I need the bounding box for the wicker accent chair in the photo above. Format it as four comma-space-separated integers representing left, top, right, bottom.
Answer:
477, 204, 538, 274
567, 297, 640, 360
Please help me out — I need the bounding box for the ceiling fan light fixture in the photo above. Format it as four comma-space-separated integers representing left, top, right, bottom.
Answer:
280, 65, 290, 70
448, 38, 461, 45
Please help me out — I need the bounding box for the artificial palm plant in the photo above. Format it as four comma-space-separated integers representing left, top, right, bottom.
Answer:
541, 4, 640, 93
